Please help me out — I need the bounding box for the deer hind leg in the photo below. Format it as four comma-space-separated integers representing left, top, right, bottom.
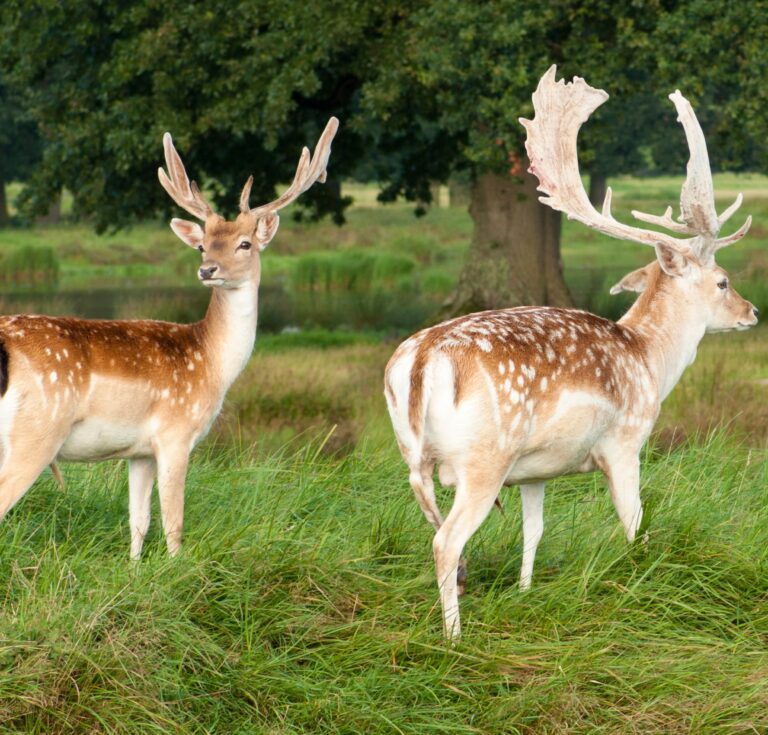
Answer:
129, 458, 156, 560
519, 482, 545, 590
0, 432, 64, 520
410, 463, 471, 595
432, 465, 506, 640
600, 452, 643, 542
154, 440, 190, 556
409, 464, 443, 530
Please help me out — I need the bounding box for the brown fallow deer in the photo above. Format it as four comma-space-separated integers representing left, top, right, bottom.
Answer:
384, 66, 758, 639
0, 117, 338, 559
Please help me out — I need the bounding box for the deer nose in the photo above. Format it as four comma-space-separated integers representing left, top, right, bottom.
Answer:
199, 265, 218, 280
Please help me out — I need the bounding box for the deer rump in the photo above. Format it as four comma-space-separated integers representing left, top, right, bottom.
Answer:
386, 306, 638, 487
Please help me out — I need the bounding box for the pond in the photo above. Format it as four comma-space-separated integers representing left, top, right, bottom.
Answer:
0, 283, 442, 334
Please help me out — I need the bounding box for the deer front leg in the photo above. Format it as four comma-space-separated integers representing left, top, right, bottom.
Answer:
519, 482, 545, 590
128, 457, 156, 560
600, 452, 643, 542
154, 441, 190, 556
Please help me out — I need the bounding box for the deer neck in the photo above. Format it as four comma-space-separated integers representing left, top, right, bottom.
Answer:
198, 279, 259, 391
618, 265, 705, 402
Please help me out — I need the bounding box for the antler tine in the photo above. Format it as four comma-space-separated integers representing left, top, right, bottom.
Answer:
710, 192, 751, 255
718, 193, 743, 226
714, 214, 752, 252
158, 133, 213, 221
631, 205, 697, 235
250, 117, 339, 217
520, 66, 692, 252
239, 175, 254, 214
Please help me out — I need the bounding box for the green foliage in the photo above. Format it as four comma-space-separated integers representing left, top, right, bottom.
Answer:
0, 80, 41, 189
0, 0, 388, 228
358, 0, 768, 199
2, 0, 766, 231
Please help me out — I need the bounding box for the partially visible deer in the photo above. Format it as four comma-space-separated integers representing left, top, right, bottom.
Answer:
384, 67, 758, 639
0, 117, 338, 558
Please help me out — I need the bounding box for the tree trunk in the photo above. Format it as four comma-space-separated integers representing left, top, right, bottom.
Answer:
444, 167, 573, 317
589, 172, 607, 207
36, 192, 62, 224
0, 179, 8, 226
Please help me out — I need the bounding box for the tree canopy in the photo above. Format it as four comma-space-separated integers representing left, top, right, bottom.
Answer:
0, 0, 765, 231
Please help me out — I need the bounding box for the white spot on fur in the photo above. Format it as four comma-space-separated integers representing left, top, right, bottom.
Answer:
49, 371, 57, 384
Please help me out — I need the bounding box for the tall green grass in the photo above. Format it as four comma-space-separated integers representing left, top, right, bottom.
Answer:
0, 435, 766, 732
0, 245, 59, 286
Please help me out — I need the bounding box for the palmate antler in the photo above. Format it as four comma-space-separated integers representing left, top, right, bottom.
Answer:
519, 66, 750, 264
159, 117, 340, 221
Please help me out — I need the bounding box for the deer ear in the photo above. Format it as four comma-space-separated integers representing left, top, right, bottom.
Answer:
654, 242, 694, 279
609, 263, 654, 295
170, 218, 205, 249
256, 214, 280, 251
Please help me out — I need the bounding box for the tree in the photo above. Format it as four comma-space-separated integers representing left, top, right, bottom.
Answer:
1, 0, 765, 309
0, 0, 386, 231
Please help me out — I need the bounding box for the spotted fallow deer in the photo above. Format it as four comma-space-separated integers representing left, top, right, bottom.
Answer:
384, 66, 758, 639
0, 117, 338, 558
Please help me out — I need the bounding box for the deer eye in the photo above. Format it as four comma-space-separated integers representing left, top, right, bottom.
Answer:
238, 241, 252, 251
197, 245, 204, 253
717, 278, 728, 290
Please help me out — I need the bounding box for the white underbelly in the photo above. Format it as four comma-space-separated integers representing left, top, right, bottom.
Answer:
504, 389, 616, 484
58, 418, 152, 461
504, 444, 596, 484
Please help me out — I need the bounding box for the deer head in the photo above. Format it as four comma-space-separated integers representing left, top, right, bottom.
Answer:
158, 118, 339, 289
520, 67, 757, 333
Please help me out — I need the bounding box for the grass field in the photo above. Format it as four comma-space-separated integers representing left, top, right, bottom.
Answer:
1, 437, 766, 732
0, 176, 767, 732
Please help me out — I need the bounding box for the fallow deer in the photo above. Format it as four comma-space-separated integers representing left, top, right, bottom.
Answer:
0, 117, 338, 558
384, 67, 758, 639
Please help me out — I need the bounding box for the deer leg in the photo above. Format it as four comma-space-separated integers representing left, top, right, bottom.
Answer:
409, 464, 443, 530
432, 466, 505, 640
154, 442, 190, 556
129, 457, 156, 560
601, 453, 643, 542
410, 464, 471, 595
0, 435, 62, 520
519, 482, 545, 590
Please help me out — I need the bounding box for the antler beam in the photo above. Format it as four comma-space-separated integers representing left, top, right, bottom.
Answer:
158, 134, 214, 221
250, 117, 339, 217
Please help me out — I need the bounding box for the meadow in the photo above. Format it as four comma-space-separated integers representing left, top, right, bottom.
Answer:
0, 176, 767, 733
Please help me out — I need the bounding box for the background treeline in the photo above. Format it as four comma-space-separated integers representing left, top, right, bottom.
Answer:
0, 0, 766, 310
